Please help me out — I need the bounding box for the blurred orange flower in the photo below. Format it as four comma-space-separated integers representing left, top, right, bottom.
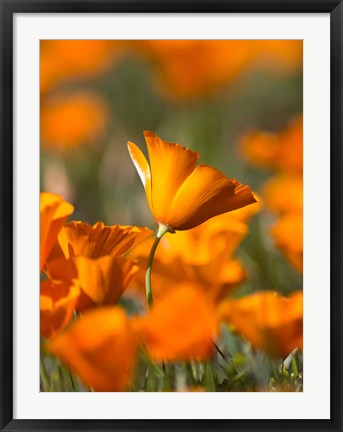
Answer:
40, 280, 80, 338
135, 40, 302, 99
136, 284, 218, 361
135, 40, 254, 99
240, 115, 303, 174
40, 40, 122, 94
40, 92, 109, 149
47, 221, 152, 263
239, 116, 303, 272
40, 192, 74, 272
40, 40, 302, 99
163, 207, 260, 265
219, 291, 303, 358
256, 40, 303, 71
131, 246, 244, 307
262, 174, 303, 215
130, 208, 260, 304
46, 255, 138, 311
271, 212, 303, 272
128, 131, 256, 231
48, 307, 137, 391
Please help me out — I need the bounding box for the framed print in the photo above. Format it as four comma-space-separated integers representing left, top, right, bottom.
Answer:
1, 1, 342, 431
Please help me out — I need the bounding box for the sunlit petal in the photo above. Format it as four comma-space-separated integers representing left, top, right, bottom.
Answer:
47, 221, 152, 262
46, 255, 138, 311
144, 131, 199, 221
127, 141, 153, 212
167, 164, 256, 230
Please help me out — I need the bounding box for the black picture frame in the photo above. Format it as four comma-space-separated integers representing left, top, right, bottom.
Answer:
1, 1, 342, 431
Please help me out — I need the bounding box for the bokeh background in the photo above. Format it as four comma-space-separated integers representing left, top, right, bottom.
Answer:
40, 40, 302, 294
40, 40, 303, 391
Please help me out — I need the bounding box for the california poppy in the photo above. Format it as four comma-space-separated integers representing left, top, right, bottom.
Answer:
48, 307, 137, 391
240, 115, 303, 174
239, 116, 303, 273
40, 192, 74, 272
47, 221, 152, 263
40, 280, 80, 338
129, 211, 253, 304
136, 284, 218, 361
133, 41, 302, 99
40, 40, 302, 99
218, 291, 303, 358
46, 255, 138, 311
130, 242, 246, 306
128, 131, 257, 232
40, 40, 121, 94
271, 212, 303, 272
262, 174, 303, 215
40, 92, 109, 149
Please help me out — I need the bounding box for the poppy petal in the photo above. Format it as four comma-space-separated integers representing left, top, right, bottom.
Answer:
138, 284, 218, 361
218, 291, 303, 358
40, 192, 74, 271
47, 221, 152, 262
40, 280, 80, 338
127, 141, 153, 212
271, 212, 303, 272
47, 307, 137, 392
263, 174, 302, 215
143, 131, 199, 222
167, 164, 257, 230
46, 255, 138, 311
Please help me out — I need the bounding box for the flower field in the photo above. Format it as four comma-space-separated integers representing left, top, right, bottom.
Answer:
40, 40, 303, 392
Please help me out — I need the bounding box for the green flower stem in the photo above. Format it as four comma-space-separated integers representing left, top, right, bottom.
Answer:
145, 223, 172, 307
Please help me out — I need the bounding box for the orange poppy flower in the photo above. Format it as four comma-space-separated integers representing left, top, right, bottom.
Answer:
40, 92, 109, 149
131, 248, 246, 306
128, 131, 257, 231
160, 216, 248, 266
136, 284, 218, 361
134, 40, 255, 99
40, 280, 80, 339
166, 195, 260, 260
40, 40, 122, 94
46, 255, 138, 311
40, 40, 302, 99
48, 307, 137, 391
129, 213, 249, 304
240, 115, 303, 174
128, 204, 261, 305
47, 221, 152, 263
40, 192, 74, 272
133, 40, 302, 99
271, 212, 303, 272
218, 291, 303, 358
262, 174, 303, 215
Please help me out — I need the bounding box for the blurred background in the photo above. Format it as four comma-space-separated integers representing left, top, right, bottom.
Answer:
40, 40, 303, 298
